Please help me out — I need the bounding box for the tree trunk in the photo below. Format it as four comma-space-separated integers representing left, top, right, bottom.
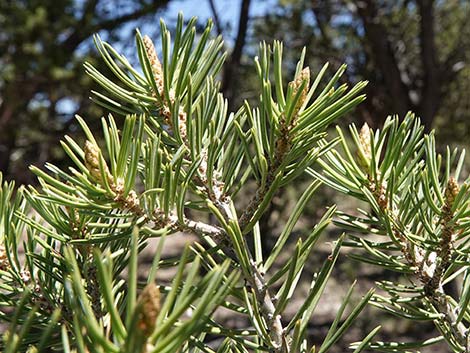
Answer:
417, 0, 440, 130
222, 0, 251, 112
0, 82, 37, 179
356, 0, 412, 118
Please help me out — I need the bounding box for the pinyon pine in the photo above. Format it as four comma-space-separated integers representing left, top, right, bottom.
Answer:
1, 14, 470, 353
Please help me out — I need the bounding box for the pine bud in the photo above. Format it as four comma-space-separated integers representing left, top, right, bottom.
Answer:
143, 35, 164, 92
137, 282, 161, 337
445, 177, 460, 207
84, 141, 111, 185
358, 123, 372, 169
289, 67, 310, 118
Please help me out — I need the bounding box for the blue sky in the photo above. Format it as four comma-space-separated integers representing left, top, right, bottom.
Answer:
166, 0, 277, 43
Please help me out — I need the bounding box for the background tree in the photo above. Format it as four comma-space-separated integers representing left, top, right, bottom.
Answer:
2, 0, 468, 183
246, 0, 469, 133
0, 0, 170, 183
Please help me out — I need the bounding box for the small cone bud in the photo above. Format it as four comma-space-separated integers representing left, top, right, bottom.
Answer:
358, 123, 372, 169
445, 177, 460, 207
289, 67, 310, 117
143, 35, 164, 92
84, 141, 111, 185
137, 283, 161, 337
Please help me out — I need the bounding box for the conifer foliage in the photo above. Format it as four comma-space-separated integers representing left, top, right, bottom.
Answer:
314, 115, 470, 351
1, 14, 468, 353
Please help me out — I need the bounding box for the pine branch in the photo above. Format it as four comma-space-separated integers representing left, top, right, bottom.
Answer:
238, 67, 311, 232
318, 114, 470, 351
1, 15, 373, 352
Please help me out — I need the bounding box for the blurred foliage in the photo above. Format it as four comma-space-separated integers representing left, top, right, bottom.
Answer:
1, 0, 468, 183
0, 0, 170, 184
231, 0, 469, 137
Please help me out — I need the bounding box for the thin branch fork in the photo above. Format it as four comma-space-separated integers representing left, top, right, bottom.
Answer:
102, 180, 277, 334
196, 178, 289, 351
159, 205, 287, 351
132, 193, 289, 352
